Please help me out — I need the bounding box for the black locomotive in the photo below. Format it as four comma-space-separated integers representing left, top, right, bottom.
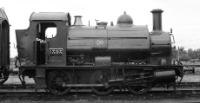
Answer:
14, 9, 184, 95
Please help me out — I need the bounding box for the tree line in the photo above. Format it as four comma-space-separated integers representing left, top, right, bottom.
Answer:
173, 47, 200, 61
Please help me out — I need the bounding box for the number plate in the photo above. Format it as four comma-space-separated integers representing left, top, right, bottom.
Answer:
49, 48, 64, 56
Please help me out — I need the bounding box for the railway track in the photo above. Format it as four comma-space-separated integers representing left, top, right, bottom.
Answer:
0, 83, 199, 102
0, 85, 199, 101
0, 89, 199, 101
0, 82, 200, 93
178, 82, 200, 87
1, 82, 200, 90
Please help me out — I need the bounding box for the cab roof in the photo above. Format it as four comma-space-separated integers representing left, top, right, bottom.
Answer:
30, 12, 68, 21
0, 8, 9, 21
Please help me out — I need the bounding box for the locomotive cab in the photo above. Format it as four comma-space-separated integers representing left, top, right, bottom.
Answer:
16, 12, 69, 66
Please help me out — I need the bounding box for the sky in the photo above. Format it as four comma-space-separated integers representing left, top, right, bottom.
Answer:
1, 0, 200, 57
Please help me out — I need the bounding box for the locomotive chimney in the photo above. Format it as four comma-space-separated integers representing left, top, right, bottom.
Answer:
151, 9, 163, 31
74, 15, 83, 26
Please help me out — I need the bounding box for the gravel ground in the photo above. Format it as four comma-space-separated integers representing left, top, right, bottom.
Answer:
4, 75, 35, 85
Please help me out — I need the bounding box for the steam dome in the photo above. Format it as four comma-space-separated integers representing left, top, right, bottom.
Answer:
117, 12, 133, 25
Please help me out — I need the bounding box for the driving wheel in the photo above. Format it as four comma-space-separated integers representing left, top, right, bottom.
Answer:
90, 71, 114, 95
47, 71, 72, 95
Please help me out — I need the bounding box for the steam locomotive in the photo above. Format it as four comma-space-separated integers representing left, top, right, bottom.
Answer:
0, 8, 183, 95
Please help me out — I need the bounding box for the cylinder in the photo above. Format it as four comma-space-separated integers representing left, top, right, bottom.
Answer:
151, 9, 163, 31
154, 70, 175, 78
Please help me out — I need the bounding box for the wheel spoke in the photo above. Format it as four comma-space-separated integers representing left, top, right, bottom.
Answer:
47, 71, 72, 95
90, 71, 113, 95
